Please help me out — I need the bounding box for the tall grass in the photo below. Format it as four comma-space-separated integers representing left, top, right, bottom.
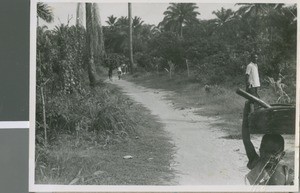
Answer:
35, 81, 175, 185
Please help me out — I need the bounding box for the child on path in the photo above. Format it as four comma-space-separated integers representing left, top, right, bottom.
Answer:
242, 101, 294, 185
117, 66, 122, 80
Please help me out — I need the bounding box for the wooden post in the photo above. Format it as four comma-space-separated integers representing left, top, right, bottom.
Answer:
41, 86, 47, 146
186, 59, 190, 77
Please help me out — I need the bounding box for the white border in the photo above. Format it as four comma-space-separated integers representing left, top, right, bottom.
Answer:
29, 0, 37, 190
32, 0, 298, 3
0, 121, 29, 128
29, 0, 299, 192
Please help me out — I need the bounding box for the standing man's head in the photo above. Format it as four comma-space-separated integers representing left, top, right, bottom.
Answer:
250, 53, 259, 63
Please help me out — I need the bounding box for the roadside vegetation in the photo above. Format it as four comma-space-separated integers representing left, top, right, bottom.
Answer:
36, 2, 296, 184
35, 81, 175, 185
121, 3, 296, 138
35, 3, 174, 184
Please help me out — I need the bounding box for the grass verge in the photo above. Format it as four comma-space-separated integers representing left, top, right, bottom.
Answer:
126, 72, 280, 138
35, 82, 175, 185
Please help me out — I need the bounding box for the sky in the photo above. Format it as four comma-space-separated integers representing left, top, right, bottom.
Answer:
40, 3, 241, 28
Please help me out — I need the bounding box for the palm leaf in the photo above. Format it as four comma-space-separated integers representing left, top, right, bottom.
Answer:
37, 2, 54, 23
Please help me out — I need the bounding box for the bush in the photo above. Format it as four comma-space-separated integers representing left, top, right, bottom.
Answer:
103, 53, 128, 69
37, 25, 86, 94
149, 31, 185, 67
36, 83, 139, 146
195, 53, 239, 84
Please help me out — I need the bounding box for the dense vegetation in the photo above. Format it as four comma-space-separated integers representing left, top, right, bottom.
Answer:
104, 3, 296, 92
36, 4, 175, 184
35, 2, 296, 185
36, 2, 297, 148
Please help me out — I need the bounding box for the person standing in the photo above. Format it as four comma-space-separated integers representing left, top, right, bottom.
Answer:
245, 53, 260, 111
246, 54, 260, 96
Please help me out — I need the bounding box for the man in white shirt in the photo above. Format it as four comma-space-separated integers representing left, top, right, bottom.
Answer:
245, 54, 260, 111
245, 54, 260, 98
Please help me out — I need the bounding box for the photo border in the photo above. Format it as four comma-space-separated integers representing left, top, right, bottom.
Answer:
29, 0, 299, 191
0, 121, 29, 129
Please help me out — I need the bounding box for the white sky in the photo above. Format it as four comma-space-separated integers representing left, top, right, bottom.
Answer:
40, 3, 241, 28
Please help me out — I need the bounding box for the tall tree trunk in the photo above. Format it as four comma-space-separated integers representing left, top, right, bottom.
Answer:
76, 3, 84, 27
86, 3, 97, 87
93, 3, 105, 65
128, 3, 135, 71
179, 22, 183, 37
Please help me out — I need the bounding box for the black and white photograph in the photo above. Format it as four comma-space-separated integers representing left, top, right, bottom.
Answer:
29, 0, 299, 192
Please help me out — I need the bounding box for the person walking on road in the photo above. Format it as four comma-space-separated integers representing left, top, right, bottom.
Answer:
117, 65, 122, 80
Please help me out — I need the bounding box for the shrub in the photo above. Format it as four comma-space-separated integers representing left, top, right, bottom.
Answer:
36, 83, 139, 146
103, 53, 128, 69
149, 31, 185, 68
195, 53, 236, 84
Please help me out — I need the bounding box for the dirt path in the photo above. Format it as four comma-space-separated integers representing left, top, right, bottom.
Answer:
110, 78, 294, 185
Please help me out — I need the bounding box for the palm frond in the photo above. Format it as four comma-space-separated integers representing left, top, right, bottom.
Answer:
37, 2, 54, 23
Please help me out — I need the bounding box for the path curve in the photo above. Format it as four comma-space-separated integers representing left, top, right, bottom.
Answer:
109, 78, 293, 185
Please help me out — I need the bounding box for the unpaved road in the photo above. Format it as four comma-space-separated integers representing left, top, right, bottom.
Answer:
110, 78, 295, 185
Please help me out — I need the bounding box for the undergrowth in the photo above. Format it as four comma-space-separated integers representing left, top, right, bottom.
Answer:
35, 81, 175, 185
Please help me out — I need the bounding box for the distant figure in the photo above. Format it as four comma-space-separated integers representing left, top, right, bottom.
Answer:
242, 101, 294, 185
246, 53, 260, 110
117, 66, 122, 80
121, 64, 128, 74
108, 66, 113, 81
204, 85, 211, 93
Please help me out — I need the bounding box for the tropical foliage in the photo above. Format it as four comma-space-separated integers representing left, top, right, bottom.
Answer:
159, 3, 200, 37
36, 3, 297, 146
37, 2, 54, 23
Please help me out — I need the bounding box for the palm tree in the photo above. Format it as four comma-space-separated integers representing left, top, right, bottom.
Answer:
132, 16, 144, 29
85, 3, 97, 87
104, 16, 128, 54
159, 3, 200, 37
235, 3, 283, 18
93, 3, 105, 63
76, 3, 84, 27
128, 3, 135, 71
116, 16, 129, 27
212, 7, 234, 27
37, 2, 54, 26
106, 15, 117, 26
235, 3, 286, 42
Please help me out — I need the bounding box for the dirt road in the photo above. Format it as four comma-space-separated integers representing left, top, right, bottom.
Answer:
110, 78, 294, 185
